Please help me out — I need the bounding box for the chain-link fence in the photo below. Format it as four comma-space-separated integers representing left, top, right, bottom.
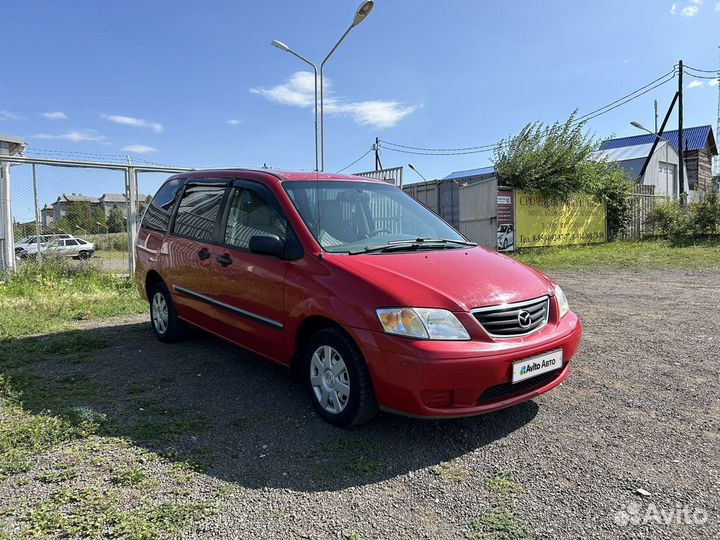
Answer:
0, 154, 190, 275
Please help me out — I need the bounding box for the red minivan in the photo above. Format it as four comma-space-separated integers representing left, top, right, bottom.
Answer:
135, 170, 582, 427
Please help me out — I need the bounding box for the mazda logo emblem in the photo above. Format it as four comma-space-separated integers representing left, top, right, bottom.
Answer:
517, 310, 532, 328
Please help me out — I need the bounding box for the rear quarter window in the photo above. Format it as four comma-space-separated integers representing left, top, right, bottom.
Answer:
141, 178, 184, 233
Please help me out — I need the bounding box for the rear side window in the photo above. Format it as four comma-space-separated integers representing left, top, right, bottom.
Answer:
172, 184, 226, 242
141, 178, 184, 232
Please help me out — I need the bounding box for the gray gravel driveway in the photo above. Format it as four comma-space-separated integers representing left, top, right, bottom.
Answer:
1, 268, 717, 539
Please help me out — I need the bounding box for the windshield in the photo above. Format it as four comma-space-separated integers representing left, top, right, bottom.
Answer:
283, 180, 467, 253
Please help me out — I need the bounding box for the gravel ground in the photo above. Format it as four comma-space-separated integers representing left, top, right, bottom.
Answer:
1, 268, 718, 539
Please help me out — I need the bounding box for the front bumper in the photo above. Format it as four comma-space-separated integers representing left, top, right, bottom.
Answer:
350, 311, 582, 418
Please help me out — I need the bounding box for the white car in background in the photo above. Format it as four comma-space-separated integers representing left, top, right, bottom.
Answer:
15, 233, 75, 251
18, 237, 95, 260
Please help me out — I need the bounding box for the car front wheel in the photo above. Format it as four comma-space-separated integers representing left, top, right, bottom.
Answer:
304, 328, 378, 427
149, 282, 184, 342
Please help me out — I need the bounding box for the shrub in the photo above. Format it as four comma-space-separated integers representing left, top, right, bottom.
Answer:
648, 194, 720, 244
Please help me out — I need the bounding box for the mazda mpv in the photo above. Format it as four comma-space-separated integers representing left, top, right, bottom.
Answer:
136, 170, 582, 427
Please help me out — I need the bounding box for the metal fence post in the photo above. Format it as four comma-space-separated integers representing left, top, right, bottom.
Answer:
126, 166, 138, 276
0, 160, 15, 273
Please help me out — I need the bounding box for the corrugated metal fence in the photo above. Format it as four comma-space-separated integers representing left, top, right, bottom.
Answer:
458, 178, 498, 248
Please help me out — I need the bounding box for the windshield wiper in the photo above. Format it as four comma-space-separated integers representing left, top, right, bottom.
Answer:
349, 238, 476, 255
390, 237, 477, 246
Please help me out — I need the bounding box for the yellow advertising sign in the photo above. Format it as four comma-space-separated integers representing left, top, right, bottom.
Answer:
515, 191, 606, 248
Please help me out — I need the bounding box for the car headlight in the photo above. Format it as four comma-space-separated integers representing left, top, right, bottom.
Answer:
555, 284, 570, 318
376, 308, 470, 340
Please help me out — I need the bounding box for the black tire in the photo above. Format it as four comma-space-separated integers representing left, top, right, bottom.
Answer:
78, 251, 89, 260
148, 281, 184, 343
304, 327, 378, 427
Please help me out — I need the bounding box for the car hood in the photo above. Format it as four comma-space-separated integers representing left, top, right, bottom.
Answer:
331, 246, 554, 311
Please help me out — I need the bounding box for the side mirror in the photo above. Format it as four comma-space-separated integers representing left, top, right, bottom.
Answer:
249, 234, 285, 257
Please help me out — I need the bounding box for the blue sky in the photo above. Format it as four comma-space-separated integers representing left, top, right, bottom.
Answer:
2, 0, 719, 194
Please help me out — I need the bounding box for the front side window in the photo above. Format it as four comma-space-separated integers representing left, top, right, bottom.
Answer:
172, 184, 226, 242
142, 178, 184, 232
65, 239, 79, 246
224, 187, 287, 249
283, 181, 466, 253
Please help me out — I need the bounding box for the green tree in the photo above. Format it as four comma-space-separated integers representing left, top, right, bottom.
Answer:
493, 112, 635, 241
57, 202, 107, 235
107, 206, 127, 233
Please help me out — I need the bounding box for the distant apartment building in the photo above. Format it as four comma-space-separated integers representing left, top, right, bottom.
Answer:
41, 193, 149, 228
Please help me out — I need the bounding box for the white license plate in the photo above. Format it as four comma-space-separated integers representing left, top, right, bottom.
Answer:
512, 350, 563, 384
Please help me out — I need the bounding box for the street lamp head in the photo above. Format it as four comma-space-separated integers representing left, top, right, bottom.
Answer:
408, 163, 417, 171
271, 40, 291, 53
352, 0, 375, 26
630, 121, 647, 131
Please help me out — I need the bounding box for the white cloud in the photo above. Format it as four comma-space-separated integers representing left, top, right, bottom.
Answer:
0, 110, 20, 121
709, 78, 720, 87
41, 111, 68, 120
251, 71, 417, 129
100, 114, 163, 133
687, 80, 704, 89
716, 1, 720, 10
690, 0, 703, 4
32, 130, 107, 143
681, 4, 700, 15
226, 119, 242, 126
123, 144, 158, 154
329, 101, 417, 129
670, 3, 678, 13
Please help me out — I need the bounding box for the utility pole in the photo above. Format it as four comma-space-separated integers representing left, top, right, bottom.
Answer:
374, 137, 382, 171
678, 59, 686, 206
654, 100, 659, 133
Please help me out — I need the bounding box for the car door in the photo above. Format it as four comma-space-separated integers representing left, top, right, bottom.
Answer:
64, 238, 80, 256
164, 181, 229, 329
210, 181, 292, 362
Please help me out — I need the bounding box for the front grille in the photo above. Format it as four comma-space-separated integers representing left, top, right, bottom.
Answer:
477, 369, 561, 404
472, 296, 549, 338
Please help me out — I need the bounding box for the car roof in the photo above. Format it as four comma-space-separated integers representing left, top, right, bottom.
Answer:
176, 169, 389, 185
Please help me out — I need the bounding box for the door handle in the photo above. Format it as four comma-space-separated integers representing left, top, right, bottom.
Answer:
217, 254, 233, 266
198, 249, 211, 261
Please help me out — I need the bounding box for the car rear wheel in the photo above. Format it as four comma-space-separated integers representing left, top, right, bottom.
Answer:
149, 282, 184, 343
304, 328, 378, 427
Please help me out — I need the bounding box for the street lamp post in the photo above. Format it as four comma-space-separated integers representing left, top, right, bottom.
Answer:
271, 40, 319, 172
631, 121, 682, 202
408, 163, 431, 207
272, 0, 375, 171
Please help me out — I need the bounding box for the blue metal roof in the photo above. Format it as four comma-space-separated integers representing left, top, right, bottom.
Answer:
599, 125, 716, 154
443, 166, 495, 180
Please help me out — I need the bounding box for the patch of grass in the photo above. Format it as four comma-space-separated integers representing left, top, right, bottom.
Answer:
0, 258, 145, 340
309, 435, 383, 480
432, 460, 469, 483
14, 485, 219, 540
485, 471, 523, 495
467, 509, 528, 540
111, 467, 146, 486
36, 466, 79, 484
115, 400, 212, 446
510, 238, 720, 271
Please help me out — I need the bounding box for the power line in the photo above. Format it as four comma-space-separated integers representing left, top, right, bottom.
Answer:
577, 74, 678, 123
682, 64, 720, 74
337, 148, 373, 173
379, 140, 498, 152
574, 68, 677, 122
379, 145, 499, 156
377, 68, 679, 157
